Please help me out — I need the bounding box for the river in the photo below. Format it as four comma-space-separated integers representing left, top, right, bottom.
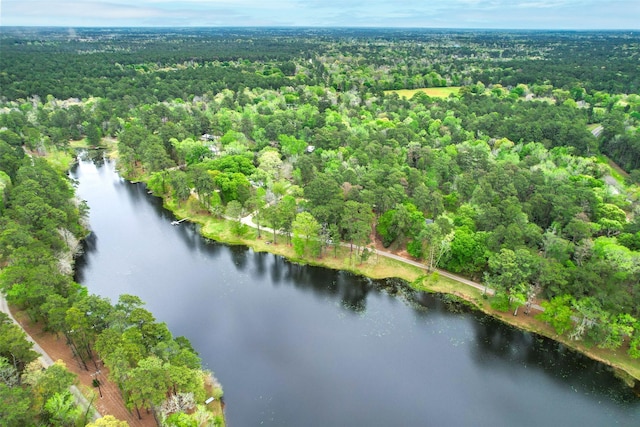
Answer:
71, 151, 640, 426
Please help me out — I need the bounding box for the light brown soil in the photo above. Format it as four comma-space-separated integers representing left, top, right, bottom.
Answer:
11, 308, 156, 427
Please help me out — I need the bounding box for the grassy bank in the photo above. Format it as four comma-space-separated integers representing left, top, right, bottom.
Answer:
166, 195, 640, 389
75, 142, 639, 390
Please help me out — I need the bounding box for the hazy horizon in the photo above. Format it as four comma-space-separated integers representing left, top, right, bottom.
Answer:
2, 1, 638, 30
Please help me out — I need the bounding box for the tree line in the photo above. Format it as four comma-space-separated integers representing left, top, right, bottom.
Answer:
0, 121, 222, 425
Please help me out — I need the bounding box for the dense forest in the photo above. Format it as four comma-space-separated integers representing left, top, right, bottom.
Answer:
0, 148, 223, 425
1, 27, 640, 424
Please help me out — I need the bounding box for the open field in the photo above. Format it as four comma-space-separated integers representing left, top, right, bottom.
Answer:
385, 87, 461, 99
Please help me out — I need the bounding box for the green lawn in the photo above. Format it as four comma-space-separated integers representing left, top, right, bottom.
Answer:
43, 148, 75, 173
385, 87, 462, 99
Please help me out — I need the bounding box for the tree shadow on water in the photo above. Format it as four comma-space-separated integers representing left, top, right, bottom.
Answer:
264, 257, 370, 313
470, 315, 640, 404
229, 245, 248, 271
73, 232, 97, 284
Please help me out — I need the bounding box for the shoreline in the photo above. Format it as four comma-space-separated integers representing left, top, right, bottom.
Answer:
159, 194, 640, 390
78, 144, 640, 393
22, 148, 228, 426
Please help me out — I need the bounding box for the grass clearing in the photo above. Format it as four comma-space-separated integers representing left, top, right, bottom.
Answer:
42, 148, 75, 173
596, 154, 629, 183
385, 87, 461, 99
45, 138, 116, 173
69, 139, 91, 149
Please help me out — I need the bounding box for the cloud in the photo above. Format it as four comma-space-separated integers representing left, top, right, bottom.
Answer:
3, 1, 263, 26
4, 2, 159, 25
2, 0, 638, 28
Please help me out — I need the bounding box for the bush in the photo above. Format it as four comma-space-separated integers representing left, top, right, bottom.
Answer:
407, 240, 423, 258
490, 292, 511, 312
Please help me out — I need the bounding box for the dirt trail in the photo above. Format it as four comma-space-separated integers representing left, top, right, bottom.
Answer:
241, 212, 544, 310
1, 295, 155, 427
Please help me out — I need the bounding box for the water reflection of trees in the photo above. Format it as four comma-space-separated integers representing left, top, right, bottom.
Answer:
383, 283, 638, 407
117, 178, 152, 210
261, 254, 370, 313
410, 290, 476, 318
229, 245, 248, 271
470, 315, 639, 404
75, 148, 106, 166
202, 238, 224, 257
269, 254, 283, 284
175, 223, 201, 251
251, 253, 484, 316
73, 232, 97, 284
253, 250, 267, 278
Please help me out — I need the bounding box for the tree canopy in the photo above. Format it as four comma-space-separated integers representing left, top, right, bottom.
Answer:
2, 28, 640, 394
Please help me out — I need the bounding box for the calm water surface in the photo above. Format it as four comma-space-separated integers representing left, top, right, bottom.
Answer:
71, 152, 640, 426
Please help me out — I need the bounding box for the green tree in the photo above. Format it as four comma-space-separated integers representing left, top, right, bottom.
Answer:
597, 313, 636, 350
0, 356, 20, 387
225, 200, 244, 235
257, 149, 283, 182
304, 174, 343, 225
292, 212, 321, 257
278, 196, 297, 244
170, 171, 191, 206
0, 139, 25, 181
190, 167, 215, 209
443, 226, 488, 277
141, 135, 175, 172
65, 306, 95, 370
0, 220, 34, 263
569, 297, 605, 341
44, 391, 82, 427
75, 294, 114, 336
278, 134, 307, 158
211, 171, 251, 204
41, 293, 72, 337
85, 123, 102, 146
117, 123, 149, 174
325, 223, 341, 258
0, 382, 33, 426
172, 138, 211, 166
341, 201, 374, 255
245, 187, 267, 238
485, 248, 535, 315
538, 295, 575, 335
420, 219, 454, 272
124, 356, 169, 419
0, 312, 39, 372
22, 360, 76, 413
629, 329, 640, 359
129, 307, 171, 351
392, 203, 425, 243
376, 209, 398, 247
266, 195, 297, 244
166, 363, 203, 399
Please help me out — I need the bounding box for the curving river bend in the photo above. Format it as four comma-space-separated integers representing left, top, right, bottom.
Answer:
71, 151, 640, 426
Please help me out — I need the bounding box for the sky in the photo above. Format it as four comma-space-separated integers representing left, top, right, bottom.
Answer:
1, 0, 639, 29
